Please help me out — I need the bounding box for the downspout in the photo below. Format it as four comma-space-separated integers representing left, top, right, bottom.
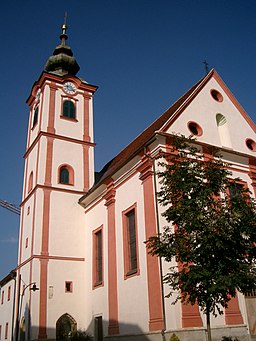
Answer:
144, 146, 167, 340
15, 274, 21, 341
11, 271, 17, 341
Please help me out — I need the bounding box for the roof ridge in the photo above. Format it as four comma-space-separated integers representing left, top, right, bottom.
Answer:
86, 70, 215, 192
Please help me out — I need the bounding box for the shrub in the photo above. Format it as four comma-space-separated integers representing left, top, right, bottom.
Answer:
71, 330, 93, 341
170, 333, 180, 341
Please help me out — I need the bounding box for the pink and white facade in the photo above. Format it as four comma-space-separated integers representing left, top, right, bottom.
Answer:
0, 25, 256, 341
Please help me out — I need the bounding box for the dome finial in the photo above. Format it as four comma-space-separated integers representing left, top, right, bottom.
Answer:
60, 12, 68, 45
44, 14, 80, 76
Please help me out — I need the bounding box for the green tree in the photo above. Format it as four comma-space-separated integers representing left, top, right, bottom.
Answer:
146, 135, 256, 341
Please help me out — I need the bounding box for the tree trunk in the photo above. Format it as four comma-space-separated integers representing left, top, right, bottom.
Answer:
206, 307, 212, 341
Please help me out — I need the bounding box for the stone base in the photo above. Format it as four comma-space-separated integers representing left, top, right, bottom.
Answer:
105, 325, 250, 341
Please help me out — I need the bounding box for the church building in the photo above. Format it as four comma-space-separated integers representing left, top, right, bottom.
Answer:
0, 22, 256, 341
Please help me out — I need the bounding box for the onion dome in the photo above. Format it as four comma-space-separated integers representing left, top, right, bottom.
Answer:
45, 20, 80, 76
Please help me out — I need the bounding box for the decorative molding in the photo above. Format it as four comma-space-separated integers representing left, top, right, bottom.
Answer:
24, 131, 95, 159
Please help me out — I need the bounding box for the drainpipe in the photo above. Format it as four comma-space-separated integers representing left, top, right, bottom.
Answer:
11, 271, 17, 341
15, 274, 21, 341
144, 146, 166, 341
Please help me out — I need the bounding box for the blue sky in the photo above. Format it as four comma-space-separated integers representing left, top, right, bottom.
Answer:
0, 0, 256, 278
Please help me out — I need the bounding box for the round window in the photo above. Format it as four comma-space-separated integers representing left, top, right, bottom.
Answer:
211, 89, 223, 102
246, 138, 256, 152
187, 122, 203, 136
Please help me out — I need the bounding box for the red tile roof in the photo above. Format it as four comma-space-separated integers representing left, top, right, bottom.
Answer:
79, 70, 214, 202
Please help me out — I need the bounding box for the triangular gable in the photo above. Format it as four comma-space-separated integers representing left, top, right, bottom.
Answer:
81, 70, 256, 199
91, 72, 210, 187
160, 69, 256, 134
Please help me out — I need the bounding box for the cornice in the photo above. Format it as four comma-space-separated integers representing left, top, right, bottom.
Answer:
20, 184, 86, 207
24, 131, 95, 159
27, 71, 98, 105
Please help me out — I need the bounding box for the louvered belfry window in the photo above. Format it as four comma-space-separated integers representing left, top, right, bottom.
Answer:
32, 107, 39, 128
126, 209, 137, 273
63, 100, 75, 119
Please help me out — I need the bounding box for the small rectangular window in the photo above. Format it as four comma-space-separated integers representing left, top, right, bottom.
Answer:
93, 226, 103, 287
122, 204, 139, 278
7, 287, 11, 301
0, 325, 2, 340
1, 291, 4, 304
4, 323, 8, 340
65, 281, 73, 293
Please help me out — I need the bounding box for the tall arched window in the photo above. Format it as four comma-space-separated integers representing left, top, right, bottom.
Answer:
60, 167, 69, 184
58, 165, 74, 185
62, 100, 75, 119
28, 171, 33, 193
32, 107, 39, 128
216, 113, 232, 148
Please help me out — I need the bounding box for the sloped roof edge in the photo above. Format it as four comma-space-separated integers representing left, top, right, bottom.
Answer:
79, 70, 214, 203
80, 68, 254, 203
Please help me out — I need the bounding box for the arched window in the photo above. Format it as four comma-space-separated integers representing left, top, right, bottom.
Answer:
32, 107, 39, 128
58, 165, 74, 185
216, 113, 232, 148
60, 167, 69, 184
28, 172, 33, 193
187, 121, 203, 136
62, 100, 75, 119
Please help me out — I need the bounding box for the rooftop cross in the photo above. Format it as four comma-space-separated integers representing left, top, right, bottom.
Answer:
203, 60, 209, 74
60, 12, 68, 45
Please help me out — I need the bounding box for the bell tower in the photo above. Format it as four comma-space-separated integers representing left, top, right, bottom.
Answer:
17, 21, 97, 340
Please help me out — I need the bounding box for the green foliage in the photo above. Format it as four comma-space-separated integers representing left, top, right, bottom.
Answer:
146, 135, 256, 335
169, 333, 180, 341
70, 330, 93, 341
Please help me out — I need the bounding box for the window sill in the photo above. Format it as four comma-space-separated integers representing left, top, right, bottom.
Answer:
60, 116, 78, 122
31, 123, 38, 131
93, 281, 103, 289
125, 268, 139, 280
58, 182, 74, 186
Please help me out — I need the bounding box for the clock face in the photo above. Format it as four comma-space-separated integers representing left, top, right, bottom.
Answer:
63, 82, 77, 95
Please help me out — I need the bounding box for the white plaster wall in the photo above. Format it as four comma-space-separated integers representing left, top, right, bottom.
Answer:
88, 146, 95, 188
47, 259, 87, 338
51, 139, 84, 191
89, 97, 94, 143
115, 172, 149, 334
83, 200, 109, 336
168, 78, 255, 156
54, 91, 84, 140
18, 262, 32, 332
20, 196, 34, 263
37, 136, 47, 185
40, 84, 51, 132
33, 189, 44, 255
48, 191, 85, 257
30, 258, 41, 340
0, 279, 16, 341
24, 144, 38, 195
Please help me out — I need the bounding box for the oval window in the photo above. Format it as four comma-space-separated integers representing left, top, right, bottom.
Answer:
187, 122, 203, 136
246, 138, 256, 152
211, 89, 223, 102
